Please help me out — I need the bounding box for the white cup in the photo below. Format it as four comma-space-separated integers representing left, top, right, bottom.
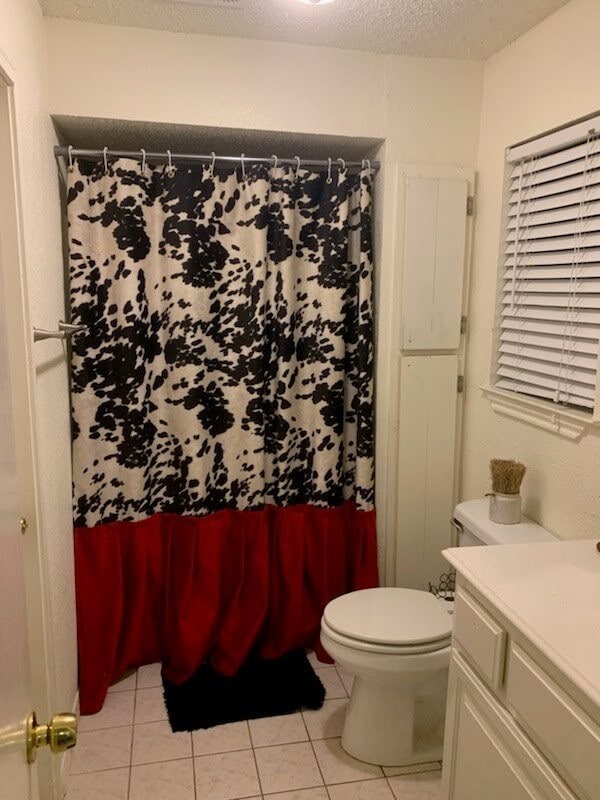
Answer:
489, 492, 522, 525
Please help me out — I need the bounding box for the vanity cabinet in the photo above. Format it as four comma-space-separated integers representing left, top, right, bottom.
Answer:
441, 578, 600, 800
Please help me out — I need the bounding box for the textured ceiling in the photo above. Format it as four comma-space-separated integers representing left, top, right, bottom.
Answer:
40, 0, 569, 60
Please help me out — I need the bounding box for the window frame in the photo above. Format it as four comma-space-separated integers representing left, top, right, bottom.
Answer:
483, 111, 600, 440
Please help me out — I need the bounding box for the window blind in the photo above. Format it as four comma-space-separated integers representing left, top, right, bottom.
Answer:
495, 115, 600, 412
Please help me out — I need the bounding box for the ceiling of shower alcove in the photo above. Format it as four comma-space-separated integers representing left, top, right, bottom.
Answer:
40, 0, 569, 60
52, 116, 385, 161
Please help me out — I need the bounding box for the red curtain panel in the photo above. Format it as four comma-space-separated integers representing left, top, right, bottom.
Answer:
75, 504, 377, 714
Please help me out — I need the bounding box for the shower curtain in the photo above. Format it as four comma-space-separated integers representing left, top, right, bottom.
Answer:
67, 157, 378, 714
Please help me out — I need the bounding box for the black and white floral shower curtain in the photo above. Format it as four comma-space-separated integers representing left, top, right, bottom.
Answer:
67, 157, 378, 714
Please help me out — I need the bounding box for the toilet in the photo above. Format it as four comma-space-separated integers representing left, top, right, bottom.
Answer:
320, 498, 557, 767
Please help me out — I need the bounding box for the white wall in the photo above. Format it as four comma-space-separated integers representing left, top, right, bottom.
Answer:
463, 0, 600, 539
0, 0, 77, 762
45, 19, 483, 159
45, 19, 484, 581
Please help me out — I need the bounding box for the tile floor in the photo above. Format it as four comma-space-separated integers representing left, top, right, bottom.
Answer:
67, 654, 442, 800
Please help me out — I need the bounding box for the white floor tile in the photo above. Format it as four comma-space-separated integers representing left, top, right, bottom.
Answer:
70, 725, 132, 774
265, 789, 329, 800
254, 741, 323, 794
312, 738, 382, 784
382, 762, 441, 778
132, 720, 192, 765
302, 699, 347, 740
107, 670, 137, 693
78, 691, 135, 732
249, 712, 308, 747
194, 748, 260, 800
137, 662, 162, 689
134, 687, 168, 724
67, 767, 129, 800
335, 666, 355, 695
130, 757, 195, 800
387, 770, 442, 800
192, 721, 251, 755
327, 778, 395, 800
314, 667, 347, 699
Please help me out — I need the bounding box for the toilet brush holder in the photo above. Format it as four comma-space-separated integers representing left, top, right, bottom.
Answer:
489, 492, 522, 525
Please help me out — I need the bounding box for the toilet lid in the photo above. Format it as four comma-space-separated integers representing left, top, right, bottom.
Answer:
323, 588, 452, 647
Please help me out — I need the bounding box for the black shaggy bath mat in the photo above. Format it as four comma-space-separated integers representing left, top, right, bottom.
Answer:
162, 650, 326, 732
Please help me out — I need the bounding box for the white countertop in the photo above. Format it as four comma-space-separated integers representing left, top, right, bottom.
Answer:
443, 539, 600, 713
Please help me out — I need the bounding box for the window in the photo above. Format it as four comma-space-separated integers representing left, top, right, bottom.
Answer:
494, 113, 600, 418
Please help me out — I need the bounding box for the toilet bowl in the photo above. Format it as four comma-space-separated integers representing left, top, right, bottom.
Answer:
320, 587, 451, 767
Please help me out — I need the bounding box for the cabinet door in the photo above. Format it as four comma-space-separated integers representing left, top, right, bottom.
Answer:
402, 176, 468, 351
396, 354, 459, 588
442, 654, 576, 800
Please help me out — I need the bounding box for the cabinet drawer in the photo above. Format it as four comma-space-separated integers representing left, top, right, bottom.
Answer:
506, 645, 600, 800
453, 587, 506, 689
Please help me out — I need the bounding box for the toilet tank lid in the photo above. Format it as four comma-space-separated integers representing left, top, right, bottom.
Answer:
454, 499, 556, 545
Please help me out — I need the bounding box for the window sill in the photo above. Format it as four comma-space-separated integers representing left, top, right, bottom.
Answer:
481, 385, 599, 441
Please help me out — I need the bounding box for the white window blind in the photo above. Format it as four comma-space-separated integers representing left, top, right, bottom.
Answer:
495, 114, 600, 413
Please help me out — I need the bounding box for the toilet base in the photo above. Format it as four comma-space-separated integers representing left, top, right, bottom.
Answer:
340, 676, 446, 767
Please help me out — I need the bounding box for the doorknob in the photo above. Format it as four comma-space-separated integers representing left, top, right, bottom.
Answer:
26, 711, 78, 764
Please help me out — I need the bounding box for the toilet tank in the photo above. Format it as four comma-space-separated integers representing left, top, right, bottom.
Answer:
452, 499, 556, 547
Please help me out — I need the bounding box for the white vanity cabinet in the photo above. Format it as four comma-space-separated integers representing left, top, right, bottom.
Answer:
441, 542, 600, 800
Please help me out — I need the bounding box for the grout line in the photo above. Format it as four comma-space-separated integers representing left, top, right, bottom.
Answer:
193, 745, 255, 758
190, 718, 199, 800
252, 735, 317, 749
333, 666, 351, 698
70, 762, 133, 777
190, 734, 198, 800
77, 722, 134, 733
301, 706, 328, 794
126, 679, 137, 800
385, 775, 397, 798
247, 718, 257, 749
249, 731, 264, 798
130, 754, 196, 768
326, 775, 387, 787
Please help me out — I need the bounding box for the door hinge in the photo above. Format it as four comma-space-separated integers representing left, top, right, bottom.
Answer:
460, 315, 467, 334
466, 195, 474, 216
457, 375, 465, 393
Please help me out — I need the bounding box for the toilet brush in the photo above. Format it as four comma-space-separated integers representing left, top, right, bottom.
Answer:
488, 459, 526, 524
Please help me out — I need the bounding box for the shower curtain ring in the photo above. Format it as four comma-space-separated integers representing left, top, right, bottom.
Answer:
294, 156, 301, 179
140, 148, 146, 172
337, 158, 346, 173
209, 152, 216, 177
362, 158, 371, 171
271, 154, 278, 170
240, 153, 246, 181
67, 145, 74, 171
103, 147, 109, 174
326, 158, 333, 184
167, 149, 174, 176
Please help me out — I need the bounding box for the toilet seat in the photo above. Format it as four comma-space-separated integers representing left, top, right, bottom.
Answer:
321, 618, 451, 655
322, 588, 452, 654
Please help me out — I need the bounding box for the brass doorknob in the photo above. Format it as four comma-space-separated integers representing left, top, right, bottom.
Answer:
26, 711, 78, 764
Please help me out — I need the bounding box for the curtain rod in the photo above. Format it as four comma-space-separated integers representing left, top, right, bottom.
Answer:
54, 146, 380, 172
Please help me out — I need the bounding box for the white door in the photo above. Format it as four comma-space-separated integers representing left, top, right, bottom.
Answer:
0, 66, 76, 800
0, 79, 36, 800
0, 255, 34, 800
